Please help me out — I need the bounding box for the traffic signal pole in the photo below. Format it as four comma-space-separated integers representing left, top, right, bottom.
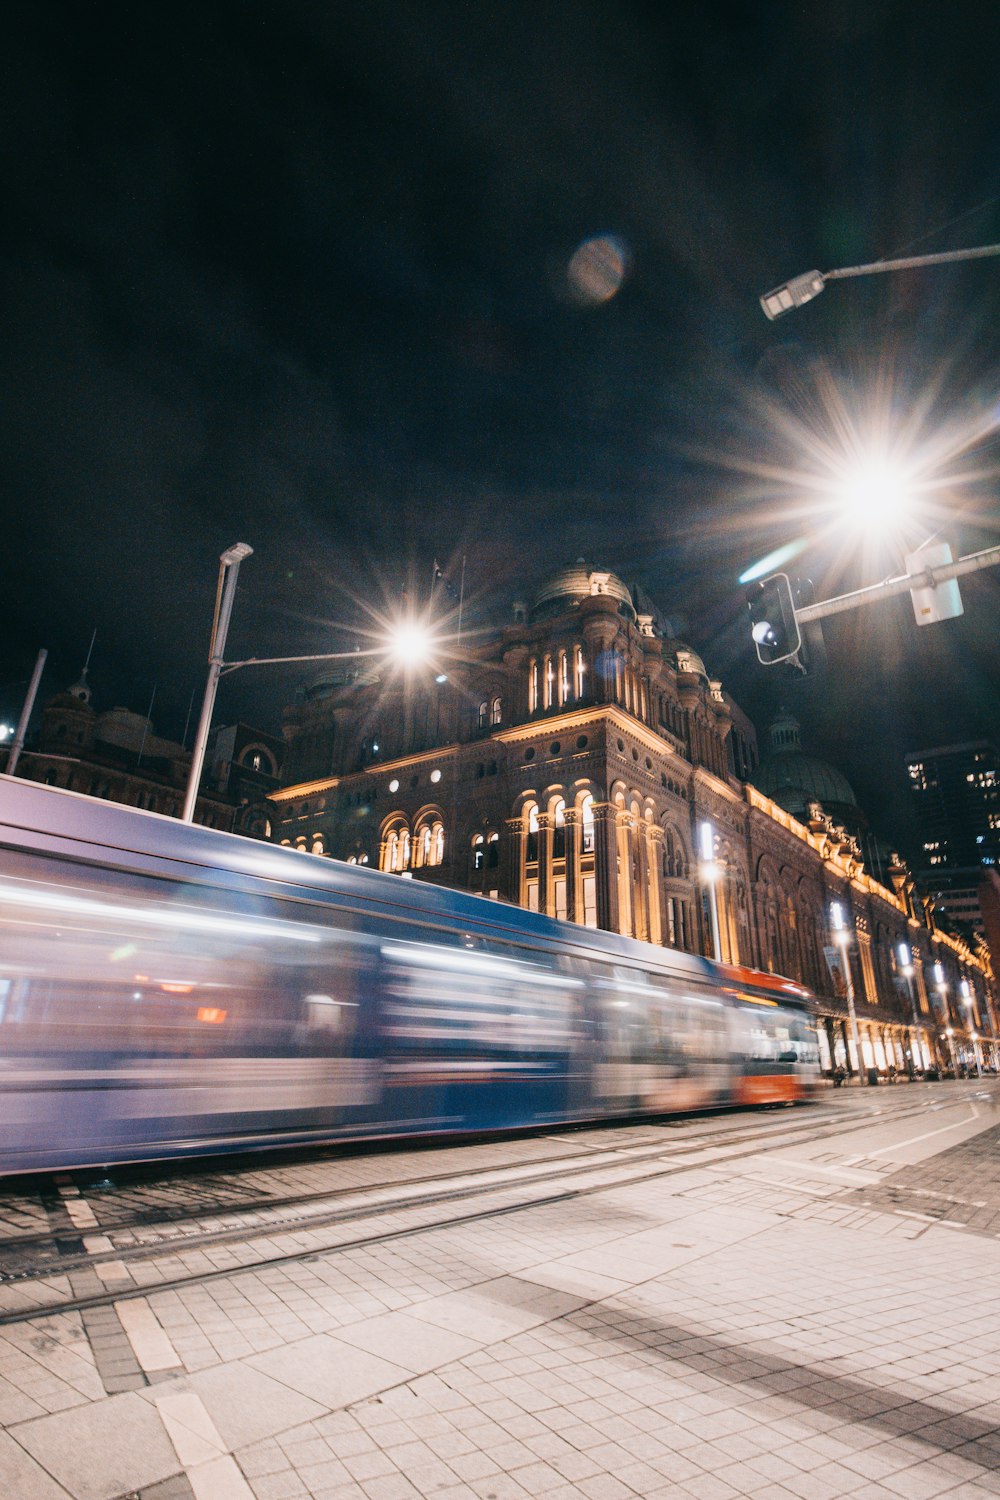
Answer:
792, 542, 1000, 626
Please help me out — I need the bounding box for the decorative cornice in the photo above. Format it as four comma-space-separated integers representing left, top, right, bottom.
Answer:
269, 776, 341, 803
745, 781, 913, 916
494, 703, 693, 767
271, 743, 462, 803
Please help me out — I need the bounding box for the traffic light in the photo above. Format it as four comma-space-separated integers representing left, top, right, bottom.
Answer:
747, 573, 801, 665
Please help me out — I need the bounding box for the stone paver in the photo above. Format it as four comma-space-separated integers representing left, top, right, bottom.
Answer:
12, 1390, 181, 1499
2, 1098, 1000, 1497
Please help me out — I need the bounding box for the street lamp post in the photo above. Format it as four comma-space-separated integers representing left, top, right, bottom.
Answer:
4, 648, 48, 778
960, 978, 982, 1077
831, 901, 865, 1084
933, 962, 959, 1078
896, 941, 922, 1082
699, 821, 722, 962
181, 544, 254, 824
760, 241, 1000, 319
181, 546, 441, 825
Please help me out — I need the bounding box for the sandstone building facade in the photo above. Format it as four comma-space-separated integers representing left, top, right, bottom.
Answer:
270, 562, 997, 1079
11, 672, 283, 835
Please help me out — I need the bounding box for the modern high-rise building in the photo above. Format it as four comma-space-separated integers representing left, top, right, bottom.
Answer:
905, 740, 1000, 932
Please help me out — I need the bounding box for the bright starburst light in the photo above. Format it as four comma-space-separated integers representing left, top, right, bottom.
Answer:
386, 619, 436, 668
711, 348, 1000, 594
834, 455, 915, 533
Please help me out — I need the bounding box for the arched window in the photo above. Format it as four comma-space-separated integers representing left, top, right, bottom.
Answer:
580, 793, 595, 853
528, 659, 539, 713
558, 650, 569, 704
478, 700, 489, 730
472, 833, 485, 871
413, 816, 445, 868
487, 831, 499, 868
552, 797, 566, 859
490, 695, 502, 726
525, 803, 539, 863
382, 826, 411, 873
574, 644, 585, 699
240, 744, 277, 776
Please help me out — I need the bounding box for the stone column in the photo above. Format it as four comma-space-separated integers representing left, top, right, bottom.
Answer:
616, 811, 634, 937
563, 808, 581, 924
592, 802, 620, 934
633, 819, 651, 944
646, 824, 665, 946
824, 1016, 836, 1072
536, 813, 554, 917
841, 1019, 853, 1076
501, 817, 524, 906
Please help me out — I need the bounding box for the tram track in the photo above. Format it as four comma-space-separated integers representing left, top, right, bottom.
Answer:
0, 1090, 969, 1327
0, 1095, 877, 1260
0, 1110, 805, 1250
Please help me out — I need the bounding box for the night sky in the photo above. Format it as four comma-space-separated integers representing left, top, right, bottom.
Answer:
2, 1, 999, 862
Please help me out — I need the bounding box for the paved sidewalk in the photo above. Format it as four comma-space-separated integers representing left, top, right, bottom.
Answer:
3, 1103, 1000, 1499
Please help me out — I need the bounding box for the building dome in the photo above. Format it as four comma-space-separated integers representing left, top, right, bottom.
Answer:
301, 660, 382, 701
752, 709, 863, 831
531, 560, 635, 622
665, 640, 709, 683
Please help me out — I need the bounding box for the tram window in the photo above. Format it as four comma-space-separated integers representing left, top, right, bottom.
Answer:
736, 1004, 807, 1062
0, 849, 366, 1060
379, 933, 576, 1059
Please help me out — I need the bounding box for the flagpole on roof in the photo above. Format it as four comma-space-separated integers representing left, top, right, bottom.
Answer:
456, 555, 466, 648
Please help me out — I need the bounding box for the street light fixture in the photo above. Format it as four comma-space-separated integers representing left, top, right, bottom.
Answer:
387, 620, 436, 669
181, 545, 440, 824
831, 901, 865, 1083
835, 457, 915, 535
760, 241, 1000, 320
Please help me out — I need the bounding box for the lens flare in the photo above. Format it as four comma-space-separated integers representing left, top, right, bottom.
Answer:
386, 620, 435, 667
834, 456, 914, 532
567, 235, 630, 305
739, 539, 808, 584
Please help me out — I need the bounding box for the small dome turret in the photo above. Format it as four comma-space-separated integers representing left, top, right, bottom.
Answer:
753, 710, 864, 834
531, 560, 635, 622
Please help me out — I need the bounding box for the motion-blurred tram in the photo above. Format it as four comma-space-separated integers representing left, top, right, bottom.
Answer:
0, 776, 820, 1175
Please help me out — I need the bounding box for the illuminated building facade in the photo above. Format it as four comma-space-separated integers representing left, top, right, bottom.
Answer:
271, 563, 997, 1078
11, 673, 282, 835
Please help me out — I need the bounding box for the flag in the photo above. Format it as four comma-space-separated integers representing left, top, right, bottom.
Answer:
433, 561, 461, 603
